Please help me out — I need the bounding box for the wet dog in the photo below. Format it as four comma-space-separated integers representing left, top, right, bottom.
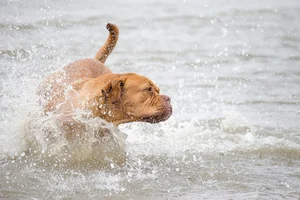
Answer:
37, 23, 172, 132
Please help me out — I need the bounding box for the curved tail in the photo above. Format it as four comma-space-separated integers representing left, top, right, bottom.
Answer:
95, 23, 119, 63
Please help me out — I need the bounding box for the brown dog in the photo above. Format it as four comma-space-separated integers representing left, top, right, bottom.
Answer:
37, 23, 172, 128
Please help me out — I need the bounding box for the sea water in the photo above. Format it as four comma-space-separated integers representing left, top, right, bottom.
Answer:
1, 0, 300, 199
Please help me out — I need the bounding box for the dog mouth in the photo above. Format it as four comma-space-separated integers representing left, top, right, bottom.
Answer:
141, 105, 172, 123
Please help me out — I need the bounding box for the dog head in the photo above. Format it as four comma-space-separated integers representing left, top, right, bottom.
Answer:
81, 73, 172, 125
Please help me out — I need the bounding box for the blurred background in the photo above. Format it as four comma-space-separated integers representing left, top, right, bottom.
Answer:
1, 0, 300, 199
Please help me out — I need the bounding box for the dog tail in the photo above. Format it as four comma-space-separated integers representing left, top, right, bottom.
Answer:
95, 23, 119, 63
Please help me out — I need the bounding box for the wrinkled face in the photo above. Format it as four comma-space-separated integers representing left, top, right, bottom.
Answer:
96, 73, 172, 125
120, 74, 172, 123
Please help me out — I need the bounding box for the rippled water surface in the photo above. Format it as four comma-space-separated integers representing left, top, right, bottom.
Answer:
1, 0, 300, 199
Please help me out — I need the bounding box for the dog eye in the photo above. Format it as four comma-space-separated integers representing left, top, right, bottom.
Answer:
146, 87, 152, 92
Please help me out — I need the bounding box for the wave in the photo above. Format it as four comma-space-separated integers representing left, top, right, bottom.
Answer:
121, 111, 300, 160
0, 48, 32, 60
0, 23, 35, 31
220, 100, 300, 106
5, 110, 128, 169
2, 108, 299, 167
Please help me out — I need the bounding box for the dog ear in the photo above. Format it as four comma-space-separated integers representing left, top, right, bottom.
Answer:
111, 78, 126, 104
101, 81, 113, 99
101, 78, 125, 104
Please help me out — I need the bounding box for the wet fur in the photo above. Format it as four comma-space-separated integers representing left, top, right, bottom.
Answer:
37, 23, 172, 130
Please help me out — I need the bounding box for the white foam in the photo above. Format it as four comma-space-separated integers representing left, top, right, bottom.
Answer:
20, 110, 128, 167
120, 110, 300, 158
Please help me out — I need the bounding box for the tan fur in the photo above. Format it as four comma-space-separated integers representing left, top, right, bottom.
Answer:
95, 23, 119, 63
37, 23, 172, 129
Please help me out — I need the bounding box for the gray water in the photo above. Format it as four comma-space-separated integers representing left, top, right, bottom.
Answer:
1, 0, 300, 199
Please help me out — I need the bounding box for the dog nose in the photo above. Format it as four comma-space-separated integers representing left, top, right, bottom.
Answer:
162, 95, 171, 103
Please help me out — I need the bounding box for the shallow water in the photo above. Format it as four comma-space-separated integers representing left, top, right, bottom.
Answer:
1, 0, 300, 199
